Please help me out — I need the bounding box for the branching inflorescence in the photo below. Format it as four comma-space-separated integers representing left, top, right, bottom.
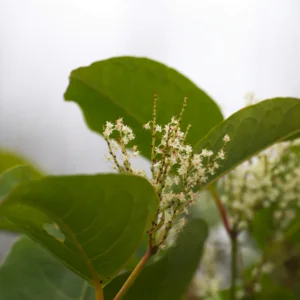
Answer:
103, 94, 230, 250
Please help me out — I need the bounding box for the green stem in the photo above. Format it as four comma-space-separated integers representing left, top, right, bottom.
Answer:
230, 233, 238, 300
113, 236, 156, 300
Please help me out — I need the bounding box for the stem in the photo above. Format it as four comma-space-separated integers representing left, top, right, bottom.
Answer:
209, 186, 238, 300
209, 186, 232, 237
230, 233, 238, 300
150, 93, 158, 177
113, 236, 156, 300
96, 288, 105, 300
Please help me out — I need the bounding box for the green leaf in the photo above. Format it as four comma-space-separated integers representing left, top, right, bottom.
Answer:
104, 219, 208, 300
64, 56, 223, 159
0, 174, 159, 285
0, 165, 41, 201
0, 237, 95, 300
0, 150, 41, 176
195, 98, 300, 186
0, 164, 42, 232
252, 276, 296, 299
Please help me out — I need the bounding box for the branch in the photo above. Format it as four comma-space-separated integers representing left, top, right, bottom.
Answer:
209, 185, 232, 237
113, 235, 157, 300
230, 232, 238, 300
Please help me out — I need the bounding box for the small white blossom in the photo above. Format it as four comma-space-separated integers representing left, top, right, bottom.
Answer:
155, 125, 162, 132
143, 122, 151, 129
104, 154, 112, 161
153, 161, 162, 168
115, 118, 123, 131
184, 145, 193, 154
261, 262, 274, 274
133, 151, 140, 157
201, 149, 214, 157
236, 290, 245, 299
217, 149, 225, 160
223, 134, 231, 143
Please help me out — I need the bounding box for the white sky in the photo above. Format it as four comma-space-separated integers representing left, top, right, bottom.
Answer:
1, 0, 300, 174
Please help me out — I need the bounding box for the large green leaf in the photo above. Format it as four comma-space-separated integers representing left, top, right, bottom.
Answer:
0, 151, 41, 176
0, 237, 95, 300
0, 165, 41, 201
104, 219, 208, 300
0, 161, 42, 232
0, 174, 159, 286
195, 98, 300, 186
64, 56, 223, 159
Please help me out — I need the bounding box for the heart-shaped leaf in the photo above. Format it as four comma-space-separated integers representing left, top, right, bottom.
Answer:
0, 237, 95, 300
64, 56, 223, 159
104, 219, 208, 300
195, 98, 300, 187
0, 174, 159, 287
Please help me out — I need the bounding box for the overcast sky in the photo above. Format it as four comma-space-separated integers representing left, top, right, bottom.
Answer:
1, 0, 300, 175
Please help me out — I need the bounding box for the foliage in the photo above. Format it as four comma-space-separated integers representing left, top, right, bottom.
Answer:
64, 56, 223, 159
1, 56, 300, 300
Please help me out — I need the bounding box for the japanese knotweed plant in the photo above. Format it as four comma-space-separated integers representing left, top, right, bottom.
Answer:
101, 95, 230, 298
195, 134, 300, 299
103, 96, 229, 240
1, 57, 300, 300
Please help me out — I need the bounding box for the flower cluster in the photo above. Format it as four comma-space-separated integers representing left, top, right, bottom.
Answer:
220, 139, 300, 234
215, 139, 300, 299
103, 94, 230, 249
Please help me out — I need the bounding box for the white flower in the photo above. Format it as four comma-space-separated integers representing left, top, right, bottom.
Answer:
155, 125, 162, 132
223, 134, 231, 142
184, 145, 193, 154
155, 146, 163, 154
191, 154, 202, 167
128, 133, 135, 141
133, 151, 140, 157
261, 262, 274, 274
103, 121, 114, 137
171, 116, 178, 124
143, 122, 151, 129
103, 127, 113, 137
217, 149, 225, 160
123, 136, 129, 145
208, 167, 215, 175
122, 125, 132, 134
178, 217, 186, 229
236, 290, 245, 299
174, 176, 180, 185
110, 139, 119, 150
116, 118, 123, 130
104, 154, 112, 161
153, 161, 162, 168
201, 149, 214, 157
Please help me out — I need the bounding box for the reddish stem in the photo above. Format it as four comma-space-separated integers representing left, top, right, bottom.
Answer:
209, 185, 233, 238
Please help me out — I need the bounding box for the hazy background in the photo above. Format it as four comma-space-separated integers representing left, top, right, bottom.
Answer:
1, 0, 300, 258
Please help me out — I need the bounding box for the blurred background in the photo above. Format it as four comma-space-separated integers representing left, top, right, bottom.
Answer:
1, 0, 300, 259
